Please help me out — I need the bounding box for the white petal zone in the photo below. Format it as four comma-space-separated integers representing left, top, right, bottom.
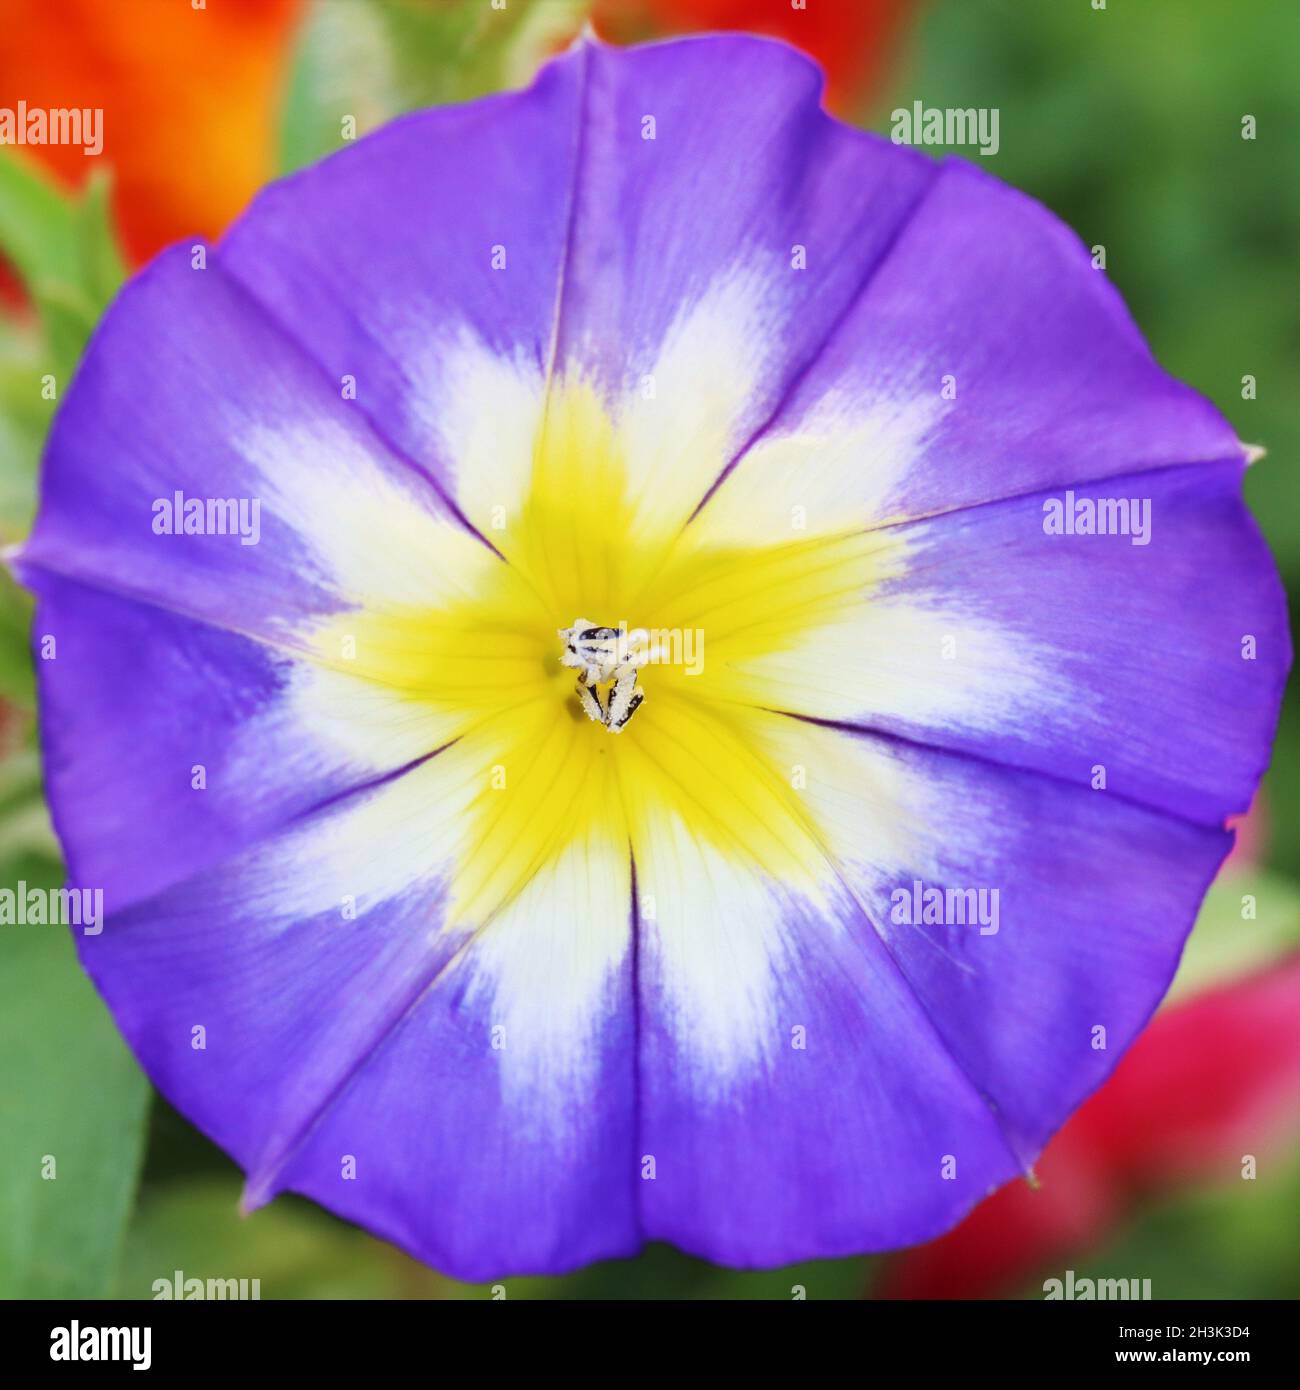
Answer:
675, 352, 1063, 741
686, 387, 945, 547
406, 331, 549, 541
729, 576, 1068, 739
400, 275, 776, 547
615, 271, 772, 538
630, 715, 1011, 1102
458, 827, 632, 1114
750, 713, 1017, 912
232, 733, 607, 937
236, 739, 632, 1145
224, 745, 479, 933
394, 274, 941, 561
233, 657, 462, 799
636, 811, 788, 1094
632, 792, 913, 1100
232, 724, 632, 1058
237, 416, 496, 615
211, 415, 506, 807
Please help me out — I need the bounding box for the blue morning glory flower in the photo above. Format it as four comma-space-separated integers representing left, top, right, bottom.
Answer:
17, 35, 1287, 1278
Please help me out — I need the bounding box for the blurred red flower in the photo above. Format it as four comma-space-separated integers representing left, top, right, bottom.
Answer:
0, 0, 303, 266
879, 954, 1300, 1299
593, 0, 913, 114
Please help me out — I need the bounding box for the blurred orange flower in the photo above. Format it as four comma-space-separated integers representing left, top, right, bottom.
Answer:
1, 0, 915, 271
0, 0, 303, 265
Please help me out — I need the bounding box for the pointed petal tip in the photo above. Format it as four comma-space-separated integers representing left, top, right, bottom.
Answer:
0, 542, 31, 587
568, 19, 601, 51
238, 1178, 272, 1218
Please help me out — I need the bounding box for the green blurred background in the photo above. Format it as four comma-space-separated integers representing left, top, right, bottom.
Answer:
0, 0, 1296, 1300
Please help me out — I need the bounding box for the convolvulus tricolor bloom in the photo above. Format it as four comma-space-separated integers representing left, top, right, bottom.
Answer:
18, 35, 1287, 1278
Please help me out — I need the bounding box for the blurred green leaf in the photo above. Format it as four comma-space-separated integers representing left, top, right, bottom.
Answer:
278, 0, 587, 173
115, 1173, 870, 1300
507, 1245, 872, 1300
0, 851, 149, 1296
0, 570, 35, 706
0, 350, 50, 551
0, 317, 52, 542
1171, 867, 1300, 1003
115, 1179, 449, 1300
0, 149, 126, 547
0, 149, 125, 376
0, 746, 56, 859
1050, 1148, 1300, 1300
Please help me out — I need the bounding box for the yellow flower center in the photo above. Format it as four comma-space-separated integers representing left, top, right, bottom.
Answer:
307, 381, 899, 932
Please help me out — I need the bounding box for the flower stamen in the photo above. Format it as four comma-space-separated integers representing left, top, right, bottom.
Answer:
558, 619, 647, 732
